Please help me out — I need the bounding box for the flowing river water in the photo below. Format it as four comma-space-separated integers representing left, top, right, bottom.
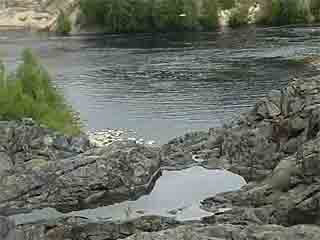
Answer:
2, 25, 320, 224
1, 25, 320, 144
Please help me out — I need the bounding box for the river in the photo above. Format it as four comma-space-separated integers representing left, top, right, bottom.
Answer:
1, 25, 320, 143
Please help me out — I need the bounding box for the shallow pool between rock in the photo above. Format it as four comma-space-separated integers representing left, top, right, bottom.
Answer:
12, 166, 246, 225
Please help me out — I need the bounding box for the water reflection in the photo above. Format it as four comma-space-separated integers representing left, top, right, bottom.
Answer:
12, 167, 246, 224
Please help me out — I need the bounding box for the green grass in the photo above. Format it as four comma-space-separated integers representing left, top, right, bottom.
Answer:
0, 50, 81, 135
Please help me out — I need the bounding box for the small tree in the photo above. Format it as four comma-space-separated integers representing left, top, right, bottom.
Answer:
0, 50, 81, 135
56, 10, 72, 35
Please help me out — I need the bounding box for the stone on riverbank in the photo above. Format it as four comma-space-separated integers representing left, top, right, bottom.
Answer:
0, 120, 160, 213
161, 76, 320, 181
15, 215, 180, 240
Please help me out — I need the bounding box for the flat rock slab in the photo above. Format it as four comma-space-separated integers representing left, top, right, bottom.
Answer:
0, 140, 160, 213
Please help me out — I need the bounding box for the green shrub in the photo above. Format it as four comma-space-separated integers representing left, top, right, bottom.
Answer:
79, 0, 217, 32
56, 11, 72, 35
228, 6, 248, 27
0, 50, 81, 135
218, 0, 235, 10
259, 0, 311, 25
182, 0, 199, 30
156, 0, 185, 31
311, 0, 320, 21
79, 0, 107, 26
199, 0, 219, 30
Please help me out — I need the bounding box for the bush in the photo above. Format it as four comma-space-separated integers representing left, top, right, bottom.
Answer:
79, 0, 106, 26
228, 6, 248, 27
56, 11, 72, 35
0, 50, 81, 135
311, 0, 320, 21
199, 0, 219, 30
259, 0, 312, 25
218, 0, 235, 10
79, 0, 217, 33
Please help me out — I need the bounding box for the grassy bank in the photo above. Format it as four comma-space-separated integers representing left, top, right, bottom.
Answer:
0, 50, 81, 135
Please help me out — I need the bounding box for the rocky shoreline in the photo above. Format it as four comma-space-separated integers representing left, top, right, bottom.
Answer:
3, 75, 320, 239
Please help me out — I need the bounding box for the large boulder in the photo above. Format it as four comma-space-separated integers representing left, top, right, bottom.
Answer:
0, 140, 160, 213
200, 132, 320, 227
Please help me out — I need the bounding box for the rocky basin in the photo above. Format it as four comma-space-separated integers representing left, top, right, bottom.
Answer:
3, 75, 320, 239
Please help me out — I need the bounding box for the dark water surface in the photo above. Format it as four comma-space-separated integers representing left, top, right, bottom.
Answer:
1, 26, 320, 143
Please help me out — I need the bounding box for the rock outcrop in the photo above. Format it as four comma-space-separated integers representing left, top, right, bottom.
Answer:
124, 224, 320, 240
162, 77, 320, 181
0, 0, 79, 31
0, 120, 160, 214
15, 215, 180, 240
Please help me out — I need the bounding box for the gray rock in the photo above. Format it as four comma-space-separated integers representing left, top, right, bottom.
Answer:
0, 120, 91, 167
0, 216, 16, 240
0, 141, 160, 213
124, 224, 320, 240
288, 116, 307, 136
16, 215, 180, 240
0, 152, 12, 174
268, 90, 282, 108
255, 97, 281, 119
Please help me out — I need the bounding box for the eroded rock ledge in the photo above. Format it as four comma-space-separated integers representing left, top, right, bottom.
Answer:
0, 120, 160, 214
162, 76, 320, 181
4, 75, 320, 239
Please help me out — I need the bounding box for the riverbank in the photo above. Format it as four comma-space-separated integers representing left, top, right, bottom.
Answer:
2, 72, 320, 239
1, 0, 320, 34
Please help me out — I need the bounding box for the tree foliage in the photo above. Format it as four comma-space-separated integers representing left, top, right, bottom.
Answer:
79, 0, 219, 32
56, 10, 72, 35
0, 50, 81, 135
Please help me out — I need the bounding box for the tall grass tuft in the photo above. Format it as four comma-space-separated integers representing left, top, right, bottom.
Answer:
0, 50, 81, 135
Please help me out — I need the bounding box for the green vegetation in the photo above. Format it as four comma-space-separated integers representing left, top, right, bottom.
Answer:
78, 0, 320, 32
56, 10, 72, 35
218, 0, 235, 10
79, 0, 220, 32
228, 5, 248, 27
0, 50, 81, 135
258, 0, 315, 25
311, 0, 320, 21
199, 0, 220, 30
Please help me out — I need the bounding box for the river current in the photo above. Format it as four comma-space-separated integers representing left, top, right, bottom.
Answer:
1, 25, 320, 143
